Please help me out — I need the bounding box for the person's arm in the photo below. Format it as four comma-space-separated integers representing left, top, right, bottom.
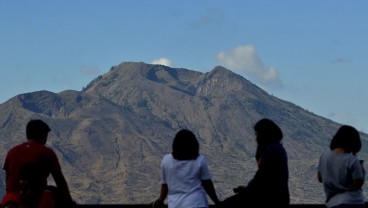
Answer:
352, 178, 364, 189
153, 183, 168, 205
158, 183, 168, 202
202, 179, 221, 205
233, 185, 247, 193
48, 149, 75, 204
351, 160, 365, 189
51, 169, 74, 203
317, 171, 322, 183
246, 146, 272, 190
3, 155, 10, 181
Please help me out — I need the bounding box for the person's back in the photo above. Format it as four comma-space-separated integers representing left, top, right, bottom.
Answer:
18, 162, 48, 207
151, 129, 220, 208
4, 142, 59, 194
161, 154, 209, 207
2, 119, 75, 208
221, 119, 290, 208
317, 125, 365, 208
247, 143, 289, 206
318, 150, 364, 207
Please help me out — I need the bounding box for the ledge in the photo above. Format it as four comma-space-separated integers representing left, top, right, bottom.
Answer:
75, 205, 330, 208
75, 204, 368, 208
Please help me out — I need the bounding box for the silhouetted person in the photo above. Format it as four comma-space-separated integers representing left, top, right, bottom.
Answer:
151, 129, 221, 208
317, 125, 365, 208
221, 118, 290, 208
2, 119, 75, 208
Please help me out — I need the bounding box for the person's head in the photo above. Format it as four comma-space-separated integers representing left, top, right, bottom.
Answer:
253, 118, 283, 145
26, 119, 51, 144
172, 129, 199, 160
330, 125, 361, 154
253, 119, 283, 161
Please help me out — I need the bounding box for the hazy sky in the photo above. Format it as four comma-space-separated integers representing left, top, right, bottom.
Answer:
1, 1, 367, 133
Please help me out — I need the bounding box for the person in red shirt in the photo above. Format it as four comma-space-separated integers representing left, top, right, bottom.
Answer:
2, 119, 75, 208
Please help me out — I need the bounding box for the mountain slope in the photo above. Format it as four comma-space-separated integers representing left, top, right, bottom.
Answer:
0, 62, 367, 204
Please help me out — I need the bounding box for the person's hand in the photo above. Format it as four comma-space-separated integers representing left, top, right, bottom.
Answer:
214, 200, 222, 206
66, 199, 77, 208
149, 199, 164, 208
233, 185, 246, 193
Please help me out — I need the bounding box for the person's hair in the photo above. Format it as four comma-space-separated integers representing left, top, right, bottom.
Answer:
254, 119, 283, 161
254, 118, 283, 144
330, 125, 361, 154
26, 119, 51, 140
172, 129, 199, 160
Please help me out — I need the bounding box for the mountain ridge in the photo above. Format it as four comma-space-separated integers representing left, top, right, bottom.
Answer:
0, 61, 367, 204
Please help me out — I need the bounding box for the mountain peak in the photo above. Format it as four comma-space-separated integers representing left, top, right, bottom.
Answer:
212, 65, 232, 72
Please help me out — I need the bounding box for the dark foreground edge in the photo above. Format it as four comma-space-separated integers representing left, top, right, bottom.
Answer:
76, 204, 368, 208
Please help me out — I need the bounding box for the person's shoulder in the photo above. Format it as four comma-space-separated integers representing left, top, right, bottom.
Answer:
162, 153, 173, 161
198, 154, 206, 159
197, 155, 207, 163
266, 143, 288, 156
39, 144, 58, 157
161, 154, 175, 167
268, 143, 285, 151
12, 142, 27, 148
7, 142, 26, 153
343, 152, 359, 161
320, 149, 332, 155
44, 144, 55, 150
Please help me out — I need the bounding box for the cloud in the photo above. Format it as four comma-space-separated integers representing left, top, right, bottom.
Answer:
80, 66, 101, 76
216, 45, 283, 88
331, 58, 352, 64
151, 58, 173, 67
190, 7, 225, 29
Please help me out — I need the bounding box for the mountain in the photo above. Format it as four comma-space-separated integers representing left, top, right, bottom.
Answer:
0, 62, 367, 204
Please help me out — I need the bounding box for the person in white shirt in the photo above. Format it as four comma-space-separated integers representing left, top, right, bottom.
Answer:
152, 129, 221, 208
